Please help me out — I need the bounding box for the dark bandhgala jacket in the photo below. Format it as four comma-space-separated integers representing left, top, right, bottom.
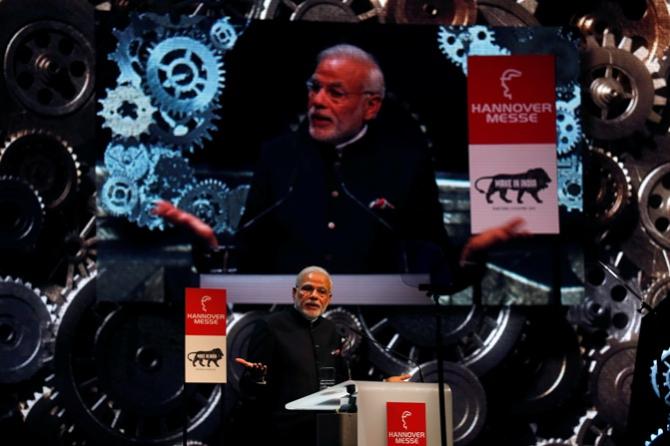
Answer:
236, 121, 454, 274
238, 307, 347, 446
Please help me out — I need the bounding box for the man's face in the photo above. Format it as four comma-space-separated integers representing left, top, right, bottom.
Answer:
293, 271, 332, 320
307, 56, 382, 145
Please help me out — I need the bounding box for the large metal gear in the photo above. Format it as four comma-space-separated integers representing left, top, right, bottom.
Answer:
587, 339, 638, 433
0, 130, 80, 209
98, 83, 156, 139
0, 175, 44, 250
385, 0, 476, 25
572, 409, 617, 446
53, 272, 220, 445
20, 387, 86, 446
255, 0, 385, 22
409, 360, 487, 446
145, 35, 225, 116
357, 302, 525, 378
584, 147, 632, 228
644, 274, 670, 309
573, 0, 670, 63
323, 307, 362, 359
0, 277, 53, 384
637, 161, 670, 250
581, 31, 667, 140
569, 261, 641, 341
3, 20, 95, 116
476, 0, 540, 26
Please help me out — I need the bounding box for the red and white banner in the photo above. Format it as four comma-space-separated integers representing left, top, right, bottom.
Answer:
386, 401, 427, 446
185, 288, 227, 383
467, 55, 559, 234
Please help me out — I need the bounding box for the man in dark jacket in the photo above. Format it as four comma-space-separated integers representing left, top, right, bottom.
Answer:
235, 266, 348, 446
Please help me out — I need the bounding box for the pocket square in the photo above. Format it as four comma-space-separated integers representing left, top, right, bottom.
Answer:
368, 198, 395, 209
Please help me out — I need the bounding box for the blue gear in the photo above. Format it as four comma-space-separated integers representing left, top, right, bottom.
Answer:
177, 178, 230, 234
133, 194, 165, 230
101, 175, 140, 217
557, 154, 583, 212
104, 143, 151, 181
99, 84, 156, 139
108, 14, 157, 87
142, 148, 196, 202
150, 108, 219, 151
145, 35, 225, 115
209, 17, 238, 51
437, 26, 510, 74
650, 347, 670, 405
556, 83, 582, 155
646, 427, 669, 446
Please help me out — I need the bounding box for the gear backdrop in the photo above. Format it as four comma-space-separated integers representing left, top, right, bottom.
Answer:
1, 1, 670, 446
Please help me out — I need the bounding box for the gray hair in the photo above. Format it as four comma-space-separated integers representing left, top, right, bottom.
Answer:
295, 265, 333, 290
317, 44, 386, 99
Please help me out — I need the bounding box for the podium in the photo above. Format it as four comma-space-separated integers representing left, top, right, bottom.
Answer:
286, 380, 453, 446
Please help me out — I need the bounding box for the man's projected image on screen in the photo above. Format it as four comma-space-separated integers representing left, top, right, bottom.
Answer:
152, 43, 527, 280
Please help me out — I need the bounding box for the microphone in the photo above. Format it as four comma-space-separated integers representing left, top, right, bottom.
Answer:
237, 166, 298, 233
332, 161, 410, 272
332, 161, 394, 233
335, 323, 425, 383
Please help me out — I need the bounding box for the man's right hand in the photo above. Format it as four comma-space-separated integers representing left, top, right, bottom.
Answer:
235, 358, 268, 383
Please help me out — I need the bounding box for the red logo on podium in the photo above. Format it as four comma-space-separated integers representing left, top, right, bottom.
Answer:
386, 401, 427, 445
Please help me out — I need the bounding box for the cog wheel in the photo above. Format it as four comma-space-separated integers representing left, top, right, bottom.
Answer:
557, 155, 583, 212
637, 161, 670, 250
0, 175, 44, 250
134, 194, 165, 230
99, 84, 156, 139
582, 30, 667, 139
644, 275, 670, 309
323, 307, 362, 359
570, 261, 641, 341
358, 302, 526, 378
177, 179, 230, 235
650, 347, 670, 405
0, 130, 80, 210
150, 108, 219, 151
555, 84, 583, 155
3, 20, 95, 115
587, 339, 637, 433
145, 35, 225, 115
226, 310, 266, 393
100, 174, 140, 217
476, 0, 540, 26
103, 142, 151, 181
584, 147, 632, 227
256, 0, 385, 22
107, 14, 157, 87
20, 387, 86, 445
209, 17, 238, 51
54, 272, 220, 445
409, 360, 487, 446
646, 427, 670, 446
144, 12, 208, 31
437, 25, 510, 74
573, 0, 670, 62
0, 277, 53, 384
142, 148, 196, 202
572, 410, 616, 446
386, 0, 476, 25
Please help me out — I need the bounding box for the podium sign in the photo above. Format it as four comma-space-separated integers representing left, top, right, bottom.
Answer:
387, 401, 427, 446
184, 288, 227, 383
467, 54, 559, 234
